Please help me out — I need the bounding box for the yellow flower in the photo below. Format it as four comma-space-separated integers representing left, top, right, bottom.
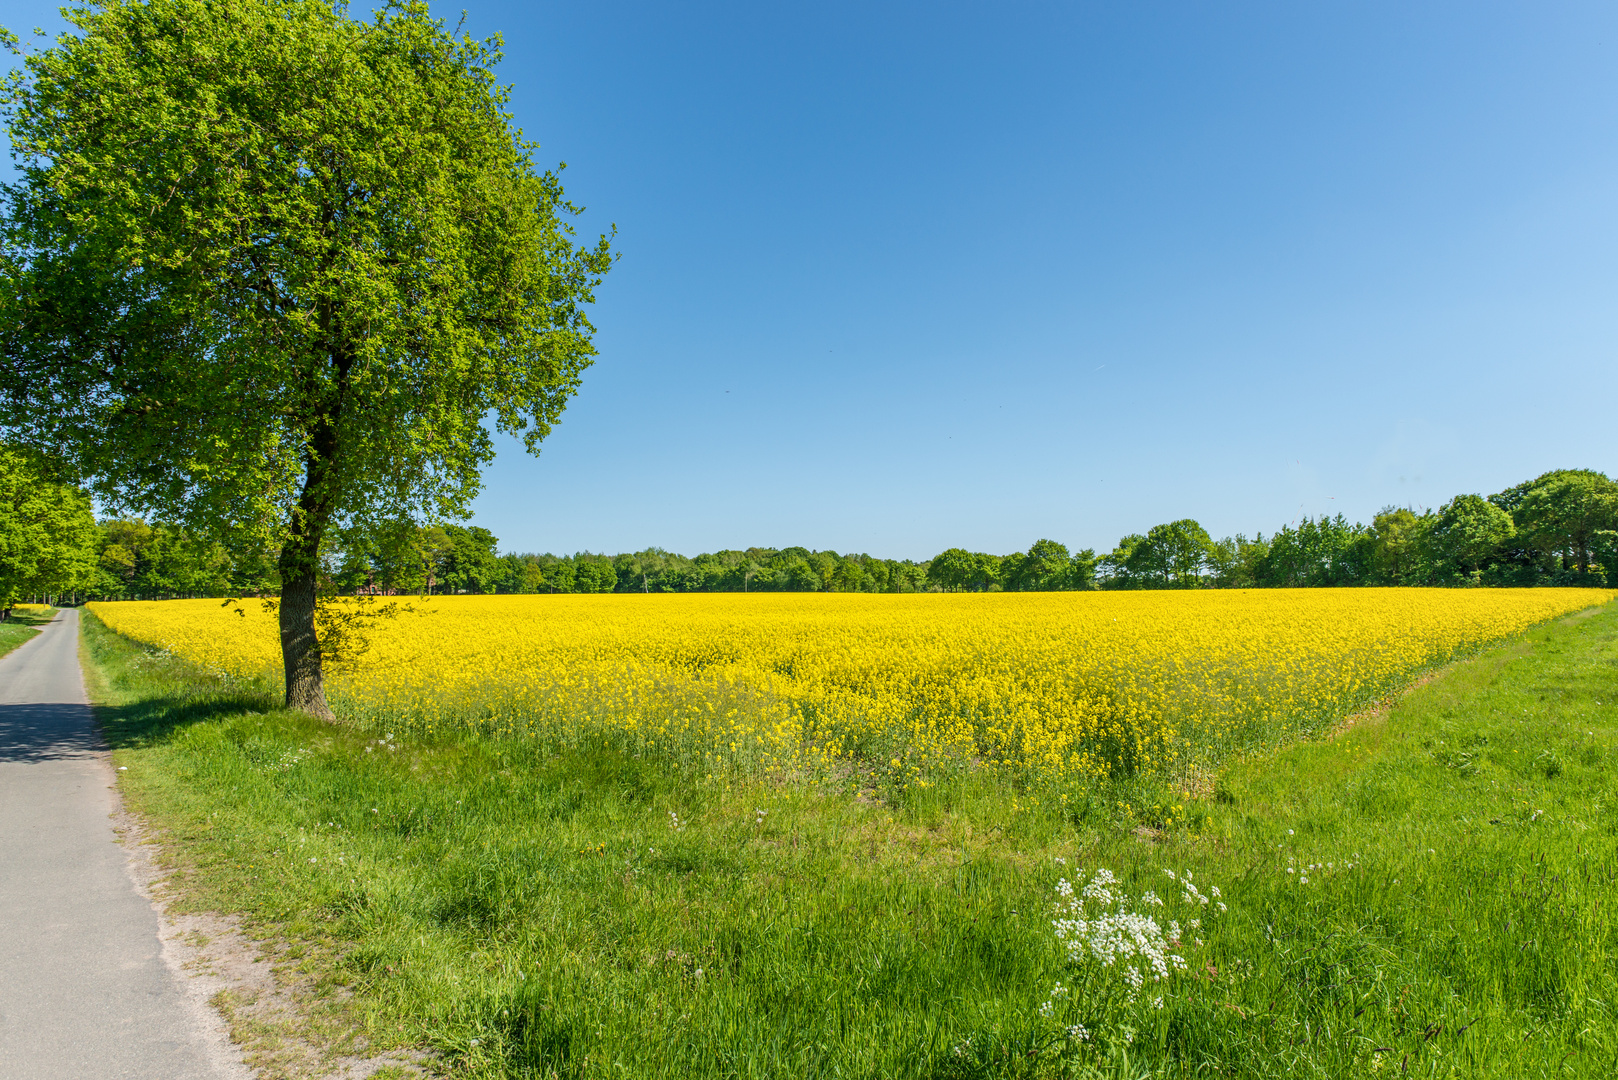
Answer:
88, 588, 1612, 787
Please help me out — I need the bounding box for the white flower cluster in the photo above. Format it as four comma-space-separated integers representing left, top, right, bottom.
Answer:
270, 747, 310, 771
1051, 867, 1224, 1001
1282, 851, 1357, 885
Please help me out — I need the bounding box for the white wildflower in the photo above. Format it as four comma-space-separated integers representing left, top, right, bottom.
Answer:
1051, 867, 1225, 1004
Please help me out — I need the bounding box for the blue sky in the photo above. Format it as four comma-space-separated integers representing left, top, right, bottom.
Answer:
9, 2, 1618, 559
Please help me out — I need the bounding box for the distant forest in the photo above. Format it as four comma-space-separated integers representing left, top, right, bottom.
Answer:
66, 467, 1618, 600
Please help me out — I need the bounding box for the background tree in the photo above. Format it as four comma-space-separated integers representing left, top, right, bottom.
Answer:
1006, 538, 1072, 591
85, 517, 275, 599
1256, 515, 1369, 587
0, 445, 98, 614
1493, 469, 1618, 575
1206, 533, 1268, 588
1117, 520, 1211, 587
926, 548, 1000, 592
573, 557, 617, 593
1590, 529, 1618, 587
1427, 494, 1515, 580
1068, 547, 1099, 590
435, 525, 501, 594
1099, 534, 1147, 588
1155, 519, 1213, 587
1367, 508, 1427, 585
0, 0, 613, 718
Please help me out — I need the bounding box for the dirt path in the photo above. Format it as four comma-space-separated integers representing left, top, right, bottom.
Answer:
0, 608, 249, 1080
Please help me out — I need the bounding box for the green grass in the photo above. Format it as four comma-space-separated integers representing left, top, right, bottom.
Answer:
0, 605, 54, 658
83, 603, 1618, 1078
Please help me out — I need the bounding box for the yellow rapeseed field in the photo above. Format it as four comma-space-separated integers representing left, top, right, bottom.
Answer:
87, 589, 1612, 788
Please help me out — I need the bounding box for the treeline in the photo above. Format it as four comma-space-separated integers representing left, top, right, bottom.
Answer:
56, 519, 933, 599
7, 455, 1615, 608
934, 468, 1618, 592
338, 531, 932, 596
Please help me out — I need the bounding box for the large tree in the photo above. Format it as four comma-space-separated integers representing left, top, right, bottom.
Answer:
0, 1, 612, 718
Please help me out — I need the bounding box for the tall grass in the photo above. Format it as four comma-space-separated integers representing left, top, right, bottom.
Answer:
84, 603, 1618, 1078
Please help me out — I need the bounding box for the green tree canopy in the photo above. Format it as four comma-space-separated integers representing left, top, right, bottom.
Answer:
1012, 538, 1072, 590
0, 445, 98, 611
926, 548, 1000, 592
0, 0, 613, 717
1368, 507, 1426, 585
1428, 494, 1515, 578
1493, 469, 1618, 574
1099, 533, 1147, 588
1123, 520, 1212, 587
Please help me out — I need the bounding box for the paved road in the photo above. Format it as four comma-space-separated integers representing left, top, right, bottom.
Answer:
0, 609, 246, 1080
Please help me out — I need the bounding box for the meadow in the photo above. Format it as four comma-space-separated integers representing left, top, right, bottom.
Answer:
80, 590, 1618, 1078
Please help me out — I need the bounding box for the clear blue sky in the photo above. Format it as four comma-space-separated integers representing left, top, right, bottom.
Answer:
9, 2, 1618, 559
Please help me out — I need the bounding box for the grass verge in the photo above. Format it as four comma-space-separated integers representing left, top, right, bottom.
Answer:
84, 603, 1617, 1078
0, 605, 54, 658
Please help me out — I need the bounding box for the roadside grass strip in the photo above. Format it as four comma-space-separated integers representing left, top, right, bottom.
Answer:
0, 605, 54, 658
83, 600, 1617, 1078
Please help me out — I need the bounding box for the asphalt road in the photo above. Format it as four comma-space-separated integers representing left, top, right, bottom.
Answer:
0, 609, 247, 1080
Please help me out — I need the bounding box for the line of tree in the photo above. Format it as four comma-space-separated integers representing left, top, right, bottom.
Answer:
934, 469, 1618, 592
71, 519, 934, 598
5, 461, 1614, 611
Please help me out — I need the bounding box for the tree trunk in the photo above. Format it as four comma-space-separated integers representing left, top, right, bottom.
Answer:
278, 311, 352, 722
279, 561, 335, 722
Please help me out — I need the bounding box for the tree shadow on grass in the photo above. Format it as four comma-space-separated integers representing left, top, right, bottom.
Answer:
2, 691, 274, 763
94, 691, 279, 751
4, 608, 63, 628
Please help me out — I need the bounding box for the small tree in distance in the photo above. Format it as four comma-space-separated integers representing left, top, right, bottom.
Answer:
0, 0, 614, 720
